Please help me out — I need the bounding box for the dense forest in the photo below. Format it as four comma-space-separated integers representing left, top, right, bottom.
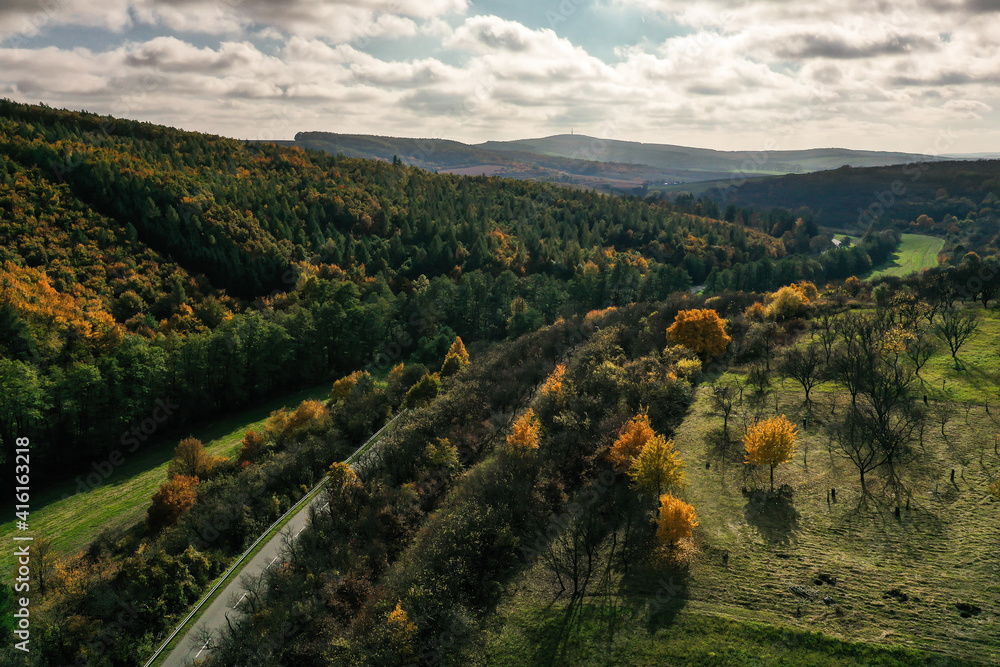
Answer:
709, 160, 1000, 254
0, 100, 902, 485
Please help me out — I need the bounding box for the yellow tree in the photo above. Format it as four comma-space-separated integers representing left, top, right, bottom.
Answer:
743, 415, 798, 491
168, 437, 218, 479
385, 601, 418, 663
656, 493, 699, 550
331, 370, 366, 402
608, 412, 656, 468
506, 409, 541, 450
628, 435, 686, 496
325, 462, 365, 528
666, 309, 731, 359
440, 336, 470, 376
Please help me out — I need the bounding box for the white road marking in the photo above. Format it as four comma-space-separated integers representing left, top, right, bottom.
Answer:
195, 642, 210, 658
233, 593, 247, 608
294, 526, 304, 538
265, 556, 278, 569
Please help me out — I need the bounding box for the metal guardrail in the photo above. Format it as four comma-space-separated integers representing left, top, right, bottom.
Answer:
142, 411, 404, 667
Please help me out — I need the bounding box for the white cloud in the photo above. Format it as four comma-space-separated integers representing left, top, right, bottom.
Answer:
0, 0, 467, 40
2, 4, 1000, 152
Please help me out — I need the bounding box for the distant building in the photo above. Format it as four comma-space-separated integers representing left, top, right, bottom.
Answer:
831, 238, 842, 248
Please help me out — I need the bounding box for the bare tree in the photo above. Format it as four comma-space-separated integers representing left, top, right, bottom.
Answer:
935, 306, 979, 370
814, 311, 839, 365
710, 379, 740, 444
835, 403, 919, 496
748, 322, 780, 371
905, 332, 937, 378
779, 344, 825, 406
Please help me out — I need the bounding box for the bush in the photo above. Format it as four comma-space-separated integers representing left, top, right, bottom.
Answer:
147, 475, 199, 533
405, 373, 441, 408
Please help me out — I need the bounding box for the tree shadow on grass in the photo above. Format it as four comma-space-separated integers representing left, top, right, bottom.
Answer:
525, 563, 690, 666
743, 485, 799, 545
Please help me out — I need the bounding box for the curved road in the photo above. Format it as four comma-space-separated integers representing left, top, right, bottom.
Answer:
156, 414, 401, 667
161, 513, 312, 665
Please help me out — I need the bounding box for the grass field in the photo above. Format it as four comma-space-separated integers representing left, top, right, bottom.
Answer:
807, 304, 1000, 405
867, 233, 945, 279
473, 349, 1000, 665
0, 383, 331, 583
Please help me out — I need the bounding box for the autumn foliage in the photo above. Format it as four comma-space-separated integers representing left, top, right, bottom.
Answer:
147, 474, 199, 533
167, 437, 221, 479
386, 601, 418, 660
666, 308, 731, 358
764, 282, 816, 320
608, 412, 656, 468
539, 363, 566, 399
628, 435, 686, 496
506, 409, 541, 451
440, 336, 470, 376
656, 493, 699, 549
266, 400, 331, 444
743, 414, 798, 491
237, 430, 267, 464
331, 370, 367, 402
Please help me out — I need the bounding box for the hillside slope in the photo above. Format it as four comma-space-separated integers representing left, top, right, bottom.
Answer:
292, 131, 945, 194
480, 134, 944, 174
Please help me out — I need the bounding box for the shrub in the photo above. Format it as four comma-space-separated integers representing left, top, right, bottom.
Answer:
147, 475, 199, 533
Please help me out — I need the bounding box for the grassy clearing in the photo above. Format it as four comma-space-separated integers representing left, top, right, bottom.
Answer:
0, 383, 331, 583
481, 598, 961, 666
867, 233, 944, 279
474, 375, 1000, 665
805, 304, 1000, 405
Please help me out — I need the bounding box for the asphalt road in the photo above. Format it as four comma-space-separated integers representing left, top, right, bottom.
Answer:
160, 485, 325, 667
157, 413, 401, 667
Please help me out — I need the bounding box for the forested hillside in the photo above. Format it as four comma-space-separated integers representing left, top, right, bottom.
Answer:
0, 100, 902, 485
711, 160, 1000, 249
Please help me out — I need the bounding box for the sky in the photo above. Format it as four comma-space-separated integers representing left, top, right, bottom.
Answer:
1, 0, 999, 153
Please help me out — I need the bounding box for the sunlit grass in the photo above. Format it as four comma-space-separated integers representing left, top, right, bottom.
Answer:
0, 383, 331, 583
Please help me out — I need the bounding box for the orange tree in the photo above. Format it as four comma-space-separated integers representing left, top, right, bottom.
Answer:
608, 412, 656, 469
666, 308, 731, 359
506, 409, 541, 451
656, 493, 699, 550
146, 474, 198, 533
743, 415, 798, 491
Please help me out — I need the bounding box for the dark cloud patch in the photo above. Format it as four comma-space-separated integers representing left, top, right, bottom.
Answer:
891, 71, 1000, 85
399, 88, 475, 115
777, 33, 939, 60
688, 84, 728, 95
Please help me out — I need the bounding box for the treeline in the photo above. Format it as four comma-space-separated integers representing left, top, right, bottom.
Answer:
706, 229, 901, 292
711, 159, 1000, 232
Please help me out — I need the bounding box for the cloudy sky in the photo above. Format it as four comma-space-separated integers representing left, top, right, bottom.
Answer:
2, 0, 999, 153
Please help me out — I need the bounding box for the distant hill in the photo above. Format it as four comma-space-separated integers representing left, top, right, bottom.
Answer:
480, 134, 945, 174
291, 131, 946, 194
292, 131, 734, 192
